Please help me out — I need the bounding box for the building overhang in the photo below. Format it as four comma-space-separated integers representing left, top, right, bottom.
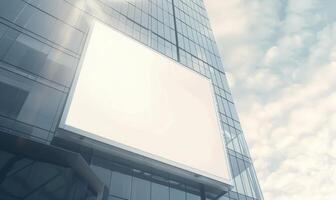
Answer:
0, 132, 105, 199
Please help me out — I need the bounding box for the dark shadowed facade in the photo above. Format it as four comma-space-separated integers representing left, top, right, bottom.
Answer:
0, 0, 263, 200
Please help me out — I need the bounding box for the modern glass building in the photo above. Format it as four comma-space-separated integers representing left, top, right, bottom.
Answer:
0, 0, 263, 200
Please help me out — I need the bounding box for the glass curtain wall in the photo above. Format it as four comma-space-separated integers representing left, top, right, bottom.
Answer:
0, 0, 263, 199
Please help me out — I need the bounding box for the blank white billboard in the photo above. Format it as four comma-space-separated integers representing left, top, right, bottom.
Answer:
60, 21, 231, 184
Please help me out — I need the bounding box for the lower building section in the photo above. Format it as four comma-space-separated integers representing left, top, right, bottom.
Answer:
0, 131, 230, 200
0, 132, 103, 200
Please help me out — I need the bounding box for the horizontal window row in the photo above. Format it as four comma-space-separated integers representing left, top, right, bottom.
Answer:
180, 49, 227, 90
0, 0, 85, 53
23, 0, 88, 32
175, 8, 210, 38
91, 156, 202, 200
229, 155, 262, 199
228, 191, 258, 200
175, 13, 213, 50
0, 23, 78, 87
214, 86, 233, 104
221, 115, 240, 133
178, 33, 218, 67
0, 114, 53, 142
223, 124, 251, 159
151, 17, 176, 44
209, 67, 230, 91
102, 0, 176, 43
151, 32, 177, 60
65, 0, 178, 60
0, 67, 66, 134
216, 95, 239, 122
177, 33, 223, 71
150, 0, 174, 14
179, 49, 210, 77
94, 0, 175, 30
175, 0, 209, 28
150, 2, 175, 28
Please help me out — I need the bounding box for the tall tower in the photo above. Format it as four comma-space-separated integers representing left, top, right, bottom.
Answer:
0, 0, 263, 200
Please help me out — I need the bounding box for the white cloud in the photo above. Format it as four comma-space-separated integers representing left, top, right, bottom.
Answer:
287, 0, 316, 13
263, 46, 279, 65
205, 0, 336, 199
241, 43, 336, 200
204, 0, 249, 38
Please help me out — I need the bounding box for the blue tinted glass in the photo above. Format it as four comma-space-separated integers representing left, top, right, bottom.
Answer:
151, 182, 169, 200
0, 0, 25, 21
108, 196, 123, 200
0, 28, 19, 59
0, 81, 28, 119
0, 68, 64, 131
2, 30, 76, 86
131, 177, 150, 200
186, 193, 201, 200
170, 188, 186, 200
110, 171, 131, 199
4, 34, 50, 75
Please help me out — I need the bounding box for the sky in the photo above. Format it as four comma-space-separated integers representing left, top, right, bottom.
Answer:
204, 0, 336, 200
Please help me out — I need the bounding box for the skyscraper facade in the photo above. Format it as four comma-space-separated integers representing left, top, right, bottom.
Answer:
0, 0, 263, 200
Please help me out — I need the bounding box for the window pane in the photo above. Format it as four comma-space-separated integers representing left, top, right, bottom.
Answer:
0, 68, 64, 131
131, 177, 150, 200
0, 81, 28, 119
229, 155, 245, 194
0, 28, 20, 58
170, 188, 185, 200
2, 28, 77, 86
90, 157, 112, 188
186, 193, 200, 200
0, 0, 25, 21
151, 182, 169, 200
110, 171, 131, 199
